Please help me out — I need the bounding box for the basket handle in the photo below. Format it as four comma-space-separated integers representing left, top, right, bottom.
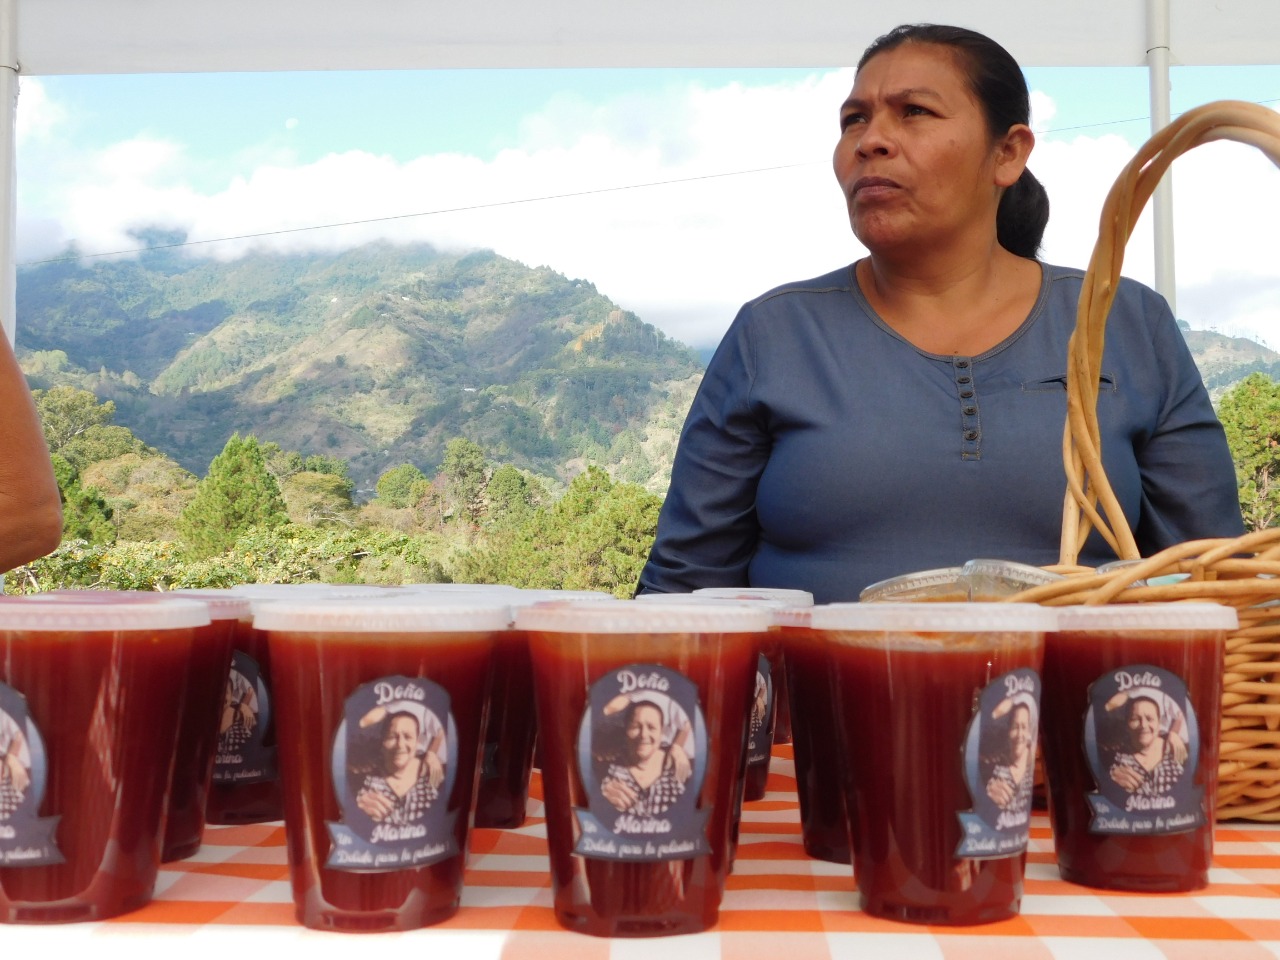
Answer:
1059, 100, 1280, 567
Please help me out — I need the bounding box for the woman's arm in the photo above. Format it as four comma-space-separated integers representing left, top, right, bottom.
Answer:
0, 333, 62, 572
637, 308, 769, 594
1127, 288, 1244, 550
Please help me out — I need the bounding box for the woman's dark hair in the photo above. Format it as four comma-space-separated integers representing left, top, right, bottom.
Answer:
857, 24, 1049, 258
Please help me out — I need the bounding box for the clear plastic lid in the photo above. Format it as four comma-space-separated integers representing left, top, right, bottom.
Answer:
810, 602, 1058, 633
859, 567, 966, 602
229, 583, 400, 599
515, 600, 771, 635
0, 594, 211, 630
960, 559, 1065, 597
692, 587, 814, 607
253, 594, 512, 633
159, 588, 254, 621
1053, 602, 1238, 632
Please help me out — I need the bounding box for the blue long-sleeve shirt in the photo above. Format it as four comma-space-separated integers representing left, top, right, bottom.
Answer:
638, 262, 1244, 603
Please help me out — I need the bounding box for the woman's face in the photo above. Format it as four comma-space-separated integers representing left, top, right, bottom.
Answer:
1128, 700, 1160, 750
383, 714, 419, 772
1008, 704, 1032, 761
832, 43, 1024, 255
626, 704, 663, 763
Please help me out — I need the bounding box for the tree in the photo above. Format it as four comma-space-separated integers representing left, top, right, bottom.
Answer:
439, 437, 488, 525
34, 386, 115, 457
456, 466, 659, 596
281, 470, 356, 526
376, 463, 429, 508
51, 453, 116, 545
178, 433, 290, 559
484, 464, 542, 527
1217, 372, 1280, 531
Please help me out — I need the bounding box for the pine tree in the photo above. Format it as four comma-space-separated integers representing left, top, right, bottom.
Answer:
178, 433, 289, 559
1218, 372, 1280, 532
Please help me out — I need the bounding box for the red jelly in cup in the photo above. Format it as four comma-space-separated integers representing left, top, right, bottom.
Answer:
1041, 603, 1234, 892
519, 600, 766, 937
0, 595, 207, 923
776, 606, 850, 863
692, 587, 814, 747
161, 590, 248, 860
258, 594, 505, 931
815, 602, 1054, 925
464, 587, 610, 830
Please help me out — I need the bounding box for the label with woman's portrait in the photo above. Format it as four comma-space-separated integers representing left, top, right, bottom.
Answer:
957, 668, 1041, 859
0, 682, 62, 866
575, 663, 709, 862
325, 675, 459, 872
1083, 663, 1202, 835
746, 653, 773, 767
212, 650, 277, 786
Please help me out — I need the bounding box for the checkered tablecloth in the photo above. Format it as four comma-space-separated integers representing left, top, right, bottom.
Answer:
6, 748, 1280, 958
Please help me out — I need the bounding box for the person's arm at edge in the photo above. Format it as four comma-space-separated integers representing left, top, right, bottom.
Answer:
0, 332, 62, 573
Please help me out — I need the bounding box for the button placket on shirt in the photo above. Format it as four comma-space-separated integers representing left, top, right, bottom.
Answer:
954, 357, 980, 460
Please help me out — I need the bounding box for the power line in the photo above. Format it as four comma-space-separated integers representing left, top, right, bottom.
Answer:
19, 96, 1279, 267
19, 161, 813, 266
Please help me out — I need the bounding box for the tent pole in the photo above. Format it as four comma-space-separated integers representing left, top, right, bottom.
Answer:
0, 0, 15, 346
1146, 0, 1176, 316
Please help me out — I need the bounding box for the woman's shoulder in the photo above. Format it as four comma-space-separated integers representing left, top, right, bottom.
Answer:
1040, 262, 1170, 310
744, 264, 858, 310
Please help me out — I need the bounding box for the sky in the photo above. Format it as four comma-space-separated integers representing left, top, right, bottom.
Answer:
13, 63, 1280, 352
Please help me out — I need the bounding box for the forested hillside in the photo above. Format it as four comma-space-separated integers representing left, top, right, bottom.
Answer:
18, 241, 703, 493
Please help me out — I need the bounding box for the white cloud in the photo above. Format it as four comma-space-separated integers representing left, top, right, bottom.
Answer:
16, 77, 64, 144
285, 117, 299, 130
13, 74, 1280, 351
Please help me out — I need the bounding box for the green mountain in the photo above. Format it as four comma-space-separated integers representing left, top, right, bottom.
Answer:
17, 242, 1275, 496
17, 242, 703, 493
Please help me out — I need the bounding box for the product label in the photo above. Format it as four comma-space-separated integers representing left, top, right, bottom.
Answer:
326, 675, 460, 872
746, 653, 774, 766
0, 682, 63, 866
956, 667, 1041, 859
212, 650, 278, 785
1083, 663, 1204, 835
574, 663, 709, 862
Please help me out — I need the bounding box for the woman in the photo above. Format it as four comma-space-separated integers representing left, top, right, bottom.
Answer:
600, 699, 691, 817
1109, 696, 1184, 797
637, 24, 1243, 602
0, 709, 30, 819
356, 709, 446, 826
986, 701, 1034, 822
0, 331, 61, 575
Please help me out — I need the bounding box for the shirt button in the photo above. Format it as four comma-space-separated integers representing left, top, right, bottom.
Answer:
960, 390, 974, 399
964, 406, 976, 416
964, 430, 979, 441
957, 375, 972, 385
955, 359, 970, 369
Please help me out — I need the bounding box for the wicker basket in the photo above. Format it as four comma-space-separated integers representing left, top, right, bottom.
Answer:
1010, 100, 1280, 820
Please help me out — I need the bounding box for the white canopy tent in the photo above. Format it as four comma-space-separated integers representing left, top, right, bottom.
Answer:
2, 0, 1278, 340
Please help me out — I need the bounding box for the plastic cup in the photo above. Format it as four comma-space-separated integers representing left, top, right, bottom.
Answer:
814, 602, 1055, 925
470, 587, 612, 830
0, 595, 207, 922
1040, 603, 1235, 892
257, 594, 506, 931
776, 606, 849, 863
160, 590, 250, 860
692, 587, 815, 745
519, 600, 766, 937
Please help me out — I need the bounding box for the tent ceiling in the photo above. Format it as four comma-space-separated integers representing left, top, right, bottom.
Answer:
14, 0, 1280, 75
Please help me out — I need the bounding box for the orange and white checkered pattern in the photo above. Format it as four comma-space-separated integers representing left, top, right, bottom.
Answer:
7, 748, 1280, 958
